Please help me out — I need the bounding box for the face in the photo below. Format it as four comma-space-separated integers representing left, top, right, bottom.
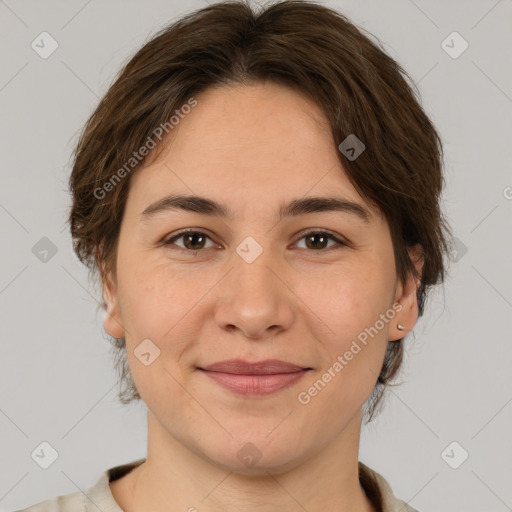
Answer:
103, 81, 420, 474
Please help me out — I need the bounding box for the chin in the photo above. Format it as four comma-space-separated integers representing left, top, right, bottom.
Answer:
198, 428, 310, 476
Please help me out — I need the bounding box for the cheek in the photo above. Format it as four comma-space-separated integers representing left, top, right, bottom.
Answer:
115, 265, 200, 409
117, 257, 211, 338
299, 263, 394, 394
297, 275, 392, 415
302, 263, 394, 341
115, 261, 219, 406
125, 347, 197, 427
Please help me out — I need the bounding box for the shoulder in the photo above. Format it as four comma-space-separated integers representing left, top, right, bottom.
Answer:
359, 461, 420, 512
12, 490, 85, 512
11, 459, 145, 512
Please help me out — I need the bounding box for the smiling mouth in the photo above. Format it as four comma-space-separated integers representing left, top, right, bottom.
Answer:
198, 369, 312, 395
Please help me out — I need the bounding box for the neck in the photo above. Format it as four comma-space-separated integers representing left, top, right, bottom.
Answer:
115, 410, 374, 512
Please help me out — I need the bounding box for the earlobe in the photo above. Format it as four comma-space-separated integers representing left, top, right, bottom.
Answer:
102, 271, 125, 339
389, 244, 424, 341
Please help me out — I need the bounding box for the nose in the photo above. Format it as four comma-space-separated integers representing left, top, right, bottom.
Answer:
213, 245, 295, 340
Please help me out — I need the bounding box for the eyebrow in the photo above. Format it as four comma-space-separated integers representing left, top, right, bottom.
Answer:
140, 194, 371, 224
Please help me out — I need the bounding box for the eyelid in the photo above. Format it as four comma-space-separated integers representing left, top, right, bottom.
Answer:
163, 227, 350, 252
293, 228, 350, 248
163, 228, 220, 250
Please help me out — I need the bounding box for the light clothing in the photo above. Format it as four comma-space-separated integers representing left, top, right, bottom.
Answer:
14, 458, 418, 512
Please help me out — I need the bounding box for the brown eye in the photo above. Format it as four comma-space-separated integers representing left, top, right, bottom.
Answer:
163, 229, 346, 253
295, 231, 346, 251
164, 230, 215, 251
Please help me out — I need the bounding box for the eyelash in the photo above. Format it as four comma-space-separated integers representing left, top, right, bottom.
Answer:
162, 228, 348, 253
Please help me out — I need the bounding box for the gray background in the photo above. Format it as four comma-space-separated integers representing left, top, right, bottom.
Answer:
1, 1, 511, 511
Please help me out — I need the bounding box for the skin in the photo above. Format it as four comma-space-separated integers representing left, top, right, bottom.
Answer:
103, 81, 423, 512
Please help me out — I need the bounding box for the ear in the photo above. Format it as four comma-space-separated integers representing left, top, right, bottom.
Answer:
388, 244, 424, 341
101, 267, 125, 339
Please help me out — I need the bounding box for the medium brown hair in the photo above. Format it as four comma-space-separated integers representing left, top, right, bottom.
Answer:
67, 0, 452, 422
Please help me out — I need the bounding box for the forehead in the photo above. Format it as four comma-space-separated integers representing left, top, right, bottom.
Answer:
161, 82, 333, 161
127, 82, 378, 220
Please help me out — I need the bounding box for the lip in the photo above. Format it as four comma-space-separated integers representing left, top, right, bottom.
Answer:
199, 359, 309, 374
197, 359, 312, 396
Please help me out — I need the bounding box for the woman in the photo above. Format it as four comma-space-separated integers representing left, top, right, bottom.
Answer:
16, 1, 451, 511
